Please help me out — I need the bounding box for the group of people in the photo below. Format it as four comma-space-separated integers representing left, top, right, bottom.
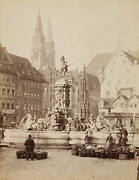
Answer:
105, 125, 128, 151
85, 122, 129, 152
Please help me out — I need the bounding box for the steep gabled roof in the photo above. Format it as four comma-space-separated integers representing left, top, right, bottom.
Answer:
113, 95, 129, 103
86, 52, 114, 75
86, 50, 139, 77
128, 95, 139, 101
9, 53, 47, 83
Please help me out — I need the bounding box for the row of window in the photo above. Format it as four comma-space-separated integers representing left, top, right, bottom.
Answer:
24, 104, 40, 111
114, 103, 138, 108
24, 81, 41, 87
0, 88, 15, 96
1, 102, 15, 110
24, 92, 40, 97
0, 77, 15, 84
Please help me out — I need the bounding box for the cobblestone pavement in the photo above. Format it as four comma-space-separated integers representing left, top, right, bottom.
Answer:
0, 147, 138, 180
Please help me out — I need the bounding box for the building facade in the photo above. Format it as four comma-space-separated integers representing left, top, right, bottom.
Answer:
100, 48, 139, 99
0, 45, 16, 127
97, 48, 139, 132
100, 87, 139, 133
0, 44, 49, 126
9, 53, 49, 122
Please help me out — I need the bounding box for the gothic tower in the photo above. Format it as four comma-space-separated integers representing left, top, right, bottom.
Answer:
31, 10, 47, 70
31, 10, 55, 71
45, 16, 55, 68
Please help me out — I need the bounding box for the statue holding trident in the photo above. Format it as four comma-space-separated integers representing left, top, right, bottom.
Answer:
60, 56, 68, 76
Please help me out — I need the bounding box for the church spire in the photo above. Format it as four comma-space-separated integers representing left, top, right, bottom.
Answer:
45, 16, 53, 42
34, 9, 44, 38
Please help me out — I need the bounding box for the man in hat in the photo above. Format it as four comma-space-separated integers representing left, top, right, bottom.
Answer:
24, 134, 35, 161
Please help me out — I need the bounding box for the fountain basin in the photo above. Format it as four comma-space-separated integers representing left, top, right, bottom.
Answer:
3, 129, 139, 149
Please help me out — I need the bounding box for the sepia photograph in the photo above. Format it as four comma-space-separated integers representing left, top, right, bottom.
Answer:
0, 0, 139, 180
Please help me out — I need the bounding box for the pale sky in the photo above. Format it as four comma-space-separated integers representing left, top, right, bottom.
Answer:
0, 0, 139, 70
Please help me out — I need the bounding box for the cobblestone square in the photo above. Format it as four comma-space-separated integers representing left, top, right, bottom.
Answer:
0, 147, 138, 180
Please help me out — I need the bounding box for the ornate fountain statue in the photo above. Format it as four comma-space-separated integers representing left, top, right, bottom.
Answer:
48, 56, 72, 131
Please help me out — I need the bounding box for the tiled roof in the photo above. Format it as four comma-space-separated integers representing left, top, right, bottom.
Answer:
121, 95, 129, 100
86, 52, 114, 75
86, 50, 139, 76
9, 53, 47, 83
0, 47, 16, 75
113, 95, 129, 102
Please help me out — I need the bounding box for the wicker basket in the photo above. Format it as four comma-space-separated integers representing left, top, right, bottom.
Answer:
108, 152, 115, 159
95, 151, 100, 158
119, 153, 128, 160
100, 151, 106, 158
128, 152, 135, 159
114, 152, 119, 159
86, 149, 92, 157
90, 149, 96, 157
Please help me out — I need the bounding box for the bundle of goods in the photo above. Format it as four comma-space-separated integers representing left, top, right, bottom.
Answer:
16, 150, 26, 159
34, 151, 48, 160
71, 144, 135, 160
118, 146, 135, 160
16, 150, 48, 160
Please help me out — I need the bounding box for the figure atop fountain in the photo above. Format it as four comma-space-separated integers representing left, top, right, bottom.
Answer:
60, 56, 68, 77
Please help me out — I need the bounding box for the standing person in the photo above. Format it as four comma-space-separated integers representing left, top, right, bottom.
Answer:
24, 134, 35, 161
85, 127, 93, 144
121, 134, 128, 151
120, 124, 128, 137
119, 124, 128, 145
106, 133, 114, 151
